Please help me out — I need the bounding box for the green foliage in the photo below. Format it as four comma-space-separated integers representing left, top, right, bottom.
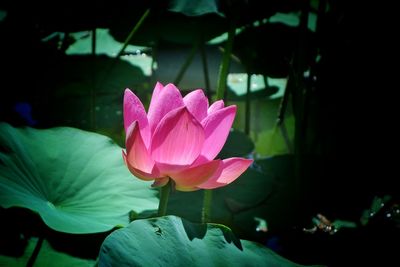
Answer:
169, 129, 258, 228
168, 126, 299, 237
168, 154, 304, 239
254, 115, 295, 157
168, 165, 272, 224
99, 215, 313, 267
218, 129, 254, 159
109, 10, 227, 46
168, 0, 223, 17
0, 123, 158, 234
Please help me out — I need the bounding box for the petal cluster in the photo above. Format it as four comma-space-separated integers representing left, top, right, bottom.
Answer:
123, 82, 252, 191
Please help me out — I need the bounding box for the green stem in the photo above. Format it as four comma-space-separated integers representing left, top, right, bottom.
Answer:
292, 1, 310, 214
279, 123, 293, 153
158, 180, 171, 216
245, 72, 251, 135
275, 80, 292, 153
116, 9, 150, 58
26, 236, 44, 267
174, 43, 199, 85
201, 24, 235, 224
200, 43, 211, 101
201, 189, 213, 223
102, 9, 150, 88
216, 23, 235, 100
91, 28, 96, 56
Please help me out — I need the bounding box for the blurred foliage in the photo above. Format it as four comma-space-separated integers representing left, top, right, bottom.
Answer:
109, 11, 227, 46
0, 207, 106, 265
232, 22, 316, 78
168, 0, 223, 17
217, 129, 254, 158
0, 238, 96, 267
254, 115, 295, 157
168, 135, 307, 241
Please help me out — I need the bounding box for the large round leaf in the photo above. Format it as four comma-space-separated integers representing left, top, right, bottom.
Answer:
0, 123, 158, 234
99, 215, 319, 267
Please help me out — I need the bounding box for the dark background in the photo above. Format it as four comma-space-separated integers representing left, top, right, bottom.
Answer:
0, 1, 398, 266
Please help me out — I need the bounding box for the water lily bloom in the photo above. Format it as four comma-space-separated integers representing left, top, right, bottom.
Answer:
123, 82, 252, 191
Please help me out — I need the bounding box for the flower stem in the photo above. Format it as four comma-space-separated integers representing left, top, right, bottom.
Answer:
174, 42, 199, 85
201, 189, 213, 223
216, 23, 235, 100
201, 24, 235, 224
117, 8, 150, 58
26, 236, 44, 267
158, 180, 171, 217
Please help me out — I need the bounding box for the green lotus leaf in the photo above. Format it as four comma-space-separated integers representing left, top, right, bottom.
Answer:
99, 215, 320, 267
0, 123, 158, 234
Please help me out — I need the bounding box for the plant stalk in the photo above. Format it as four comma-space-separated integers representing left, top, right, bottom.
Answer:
26, 236, 44, 267
158, 180, 171, 216
216, 23, 235, 100
116, 9, 150, 58
201, 189, 213, 223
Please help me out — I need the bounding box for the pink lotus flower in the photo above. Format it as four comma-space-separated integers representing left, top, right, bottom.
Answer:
122, 82, 252, 191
